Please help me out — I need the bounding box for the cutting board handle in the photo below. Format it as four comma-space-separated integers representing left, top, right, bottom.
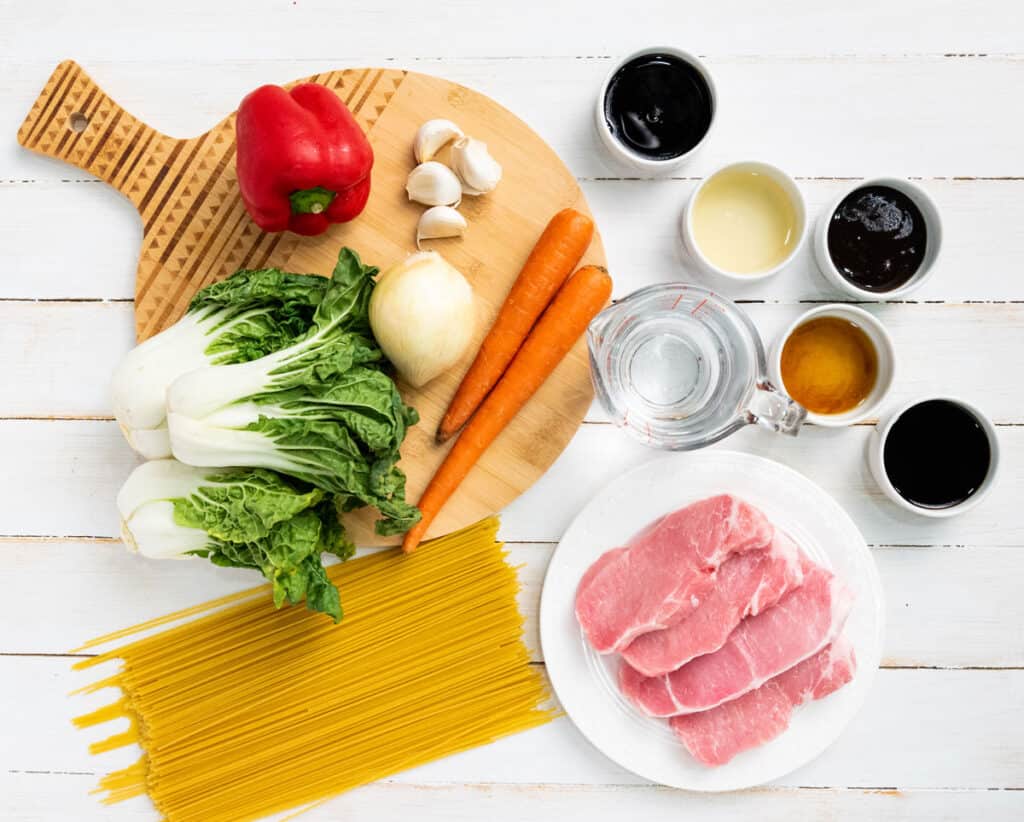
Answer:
17, 60, 164, 208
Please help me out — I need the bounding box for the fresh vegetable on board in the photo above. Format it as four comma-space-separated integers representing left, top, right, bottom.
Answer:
236, 83, 374, 236
405, 265, 613, 552
437, 208, 595, 442
406, 118, 501, 246
118, 460, 354, 621
111, 269, 331, 459
166, 249, 421, 536
369, 251, 476, 388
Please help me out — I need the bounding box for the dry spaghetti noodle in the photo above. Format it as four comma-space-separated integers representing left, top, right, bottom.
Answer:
72, 518, 551, 821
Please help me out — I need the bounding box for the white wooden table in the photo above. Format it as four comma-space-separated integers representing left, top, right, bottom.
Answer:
2, 2, 1022, 819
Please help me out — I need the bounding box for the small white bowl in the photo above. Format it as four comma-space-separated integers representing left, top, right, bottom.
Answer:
770, 304, 895, 428
680, 160, 808, 286
813, 177, 943, 300
594, 46, 717, 175
868, 396, 1000, 518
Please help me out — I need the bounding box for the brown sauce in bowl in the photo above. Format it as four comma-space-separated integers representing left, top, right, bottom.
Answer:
827, 185, 927, 293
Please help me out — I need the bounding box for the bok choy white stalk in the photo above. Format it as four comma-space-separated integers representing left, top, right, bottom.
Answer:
112, 268, 330, 458
118, 459, 353, 621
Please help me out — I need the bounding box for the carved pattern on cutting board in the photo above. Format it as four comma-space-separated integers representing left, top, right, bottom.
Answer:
18, 62, 408, 340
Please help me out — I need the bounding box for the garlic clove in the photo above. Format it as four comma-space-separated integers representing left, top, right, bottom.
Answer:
413, 119, 465, 163
406, 161, 463, 207
450, 137, 502, 196
416, 206, 468, 249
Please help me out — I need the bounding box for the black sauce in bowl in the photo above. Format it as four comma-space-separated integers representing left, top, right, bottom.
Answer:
604, 53, 713, 160
827, 185, 927, 292
883, 400, 992, 509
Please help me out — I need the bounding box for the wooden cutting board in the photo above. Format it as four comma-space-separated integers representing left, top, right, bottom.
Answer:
18, 60, 606, 545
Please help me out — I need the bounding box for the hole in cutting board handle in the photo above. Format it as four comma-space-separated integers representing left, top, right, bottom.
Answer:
69, 112, 89, 132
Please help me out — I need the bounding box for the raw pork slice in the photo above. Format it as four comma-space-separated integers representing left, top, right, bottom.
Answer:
621, 530, 806, 676
575, 495, 774, 653
670, 637, 857, 766
619, 561, 853, 716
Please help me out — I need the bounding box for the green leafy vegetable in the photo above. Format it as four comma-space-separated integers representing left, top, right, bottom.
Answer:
112, 268, 330, 459
167, 249, 422, 536
117, 460, 353, 621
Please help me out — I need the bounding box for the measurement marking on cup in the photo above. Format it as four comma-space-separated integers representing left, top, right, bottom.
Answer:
691, 298, 708, 315
671, 293, 686, 310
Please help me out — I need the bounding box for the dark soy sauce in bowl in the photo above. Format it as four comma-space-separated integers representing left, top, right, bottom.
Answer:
604, 53, 713, 160
827, 185, 927, 292
883, 400, 991, 509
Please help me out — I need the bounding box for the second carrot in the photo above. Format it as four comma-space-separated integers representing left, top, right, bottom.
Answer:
436, 208, 595, 443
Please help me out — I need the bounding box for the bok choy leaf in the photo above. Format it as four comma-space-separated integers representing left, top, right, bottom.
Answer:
117, 459, 354, 621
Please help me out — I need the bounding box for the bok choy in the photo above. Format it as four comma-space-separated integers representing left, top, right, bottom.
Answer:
166, 248, 422, 536
112, 268, 330, 458
118, 459, 354, 621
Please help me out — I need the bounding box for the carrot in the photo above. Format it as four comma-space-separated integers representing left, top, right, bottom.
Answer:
436, 208, 594, 443
405, 265, 613, 553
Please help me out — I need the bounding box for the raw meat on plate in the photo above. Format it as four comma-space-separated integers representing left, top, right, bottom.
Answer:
619, 561, 854, 717
621, 529, 806, 676
670, 637, 857, 766
575, 495, 774, 654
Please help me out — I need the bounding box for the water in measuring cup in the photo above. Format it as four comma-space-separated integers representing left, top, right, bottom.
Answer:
598, 296, 761, 448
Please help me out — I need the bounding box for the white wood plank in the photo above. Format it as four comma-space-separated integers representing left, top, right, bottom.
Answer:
3, 301, 1020, 423
2, 773, 1021, 822
3, 0, 1019, 64
0, 301, 132, 416
875, 547, 1024, 668
3, 539, 1022, 668
5, 57, 1024, 183
502, 424, 1022, 546
282, 783, 1024, 821
0, 182, 141, 300
5, 178, 1024, 301
1, 657, 1020, 788
1, 420, 1019, 546
0, 421, 138, 538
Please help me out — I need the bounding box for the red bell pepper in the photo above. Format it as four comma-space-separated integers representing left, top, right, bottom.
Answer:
236, 83, 374, 236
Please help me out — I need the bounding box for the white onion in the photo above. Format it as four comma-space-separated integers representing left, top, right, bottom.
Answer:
369, 251, 475, 388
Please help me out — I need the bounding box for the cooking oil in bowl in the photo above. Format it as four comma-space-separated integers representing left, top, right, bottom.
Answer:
691, 166, 800, 275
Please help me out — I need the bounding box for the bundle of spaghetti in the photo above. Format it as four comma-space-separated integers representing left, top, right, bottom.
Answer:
71, 518, 552, 821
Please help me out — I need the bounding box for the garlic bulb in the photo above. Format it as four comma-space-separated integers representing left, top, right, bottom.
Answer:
450, 137, 502, 195
369, 251, 476, 388
416, 206, 467, 248
406, 161, 463, 207
413, 119, 464, 163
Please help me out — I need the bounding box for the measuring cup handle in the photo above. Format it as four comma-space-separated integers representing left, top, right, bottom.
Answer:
746, 381, 807, 437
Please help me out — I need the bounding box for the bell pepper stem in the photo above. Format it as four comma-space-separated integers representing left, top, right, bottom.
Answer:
289, 186, 337, 215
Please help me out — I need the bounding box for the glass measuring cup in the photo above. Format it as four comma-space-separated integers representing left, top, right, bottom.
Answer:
587, 284, 806, 450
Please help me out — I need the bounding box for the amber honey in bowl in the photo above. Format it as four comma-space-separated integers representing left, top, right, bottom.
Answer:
780, 316, 878, 415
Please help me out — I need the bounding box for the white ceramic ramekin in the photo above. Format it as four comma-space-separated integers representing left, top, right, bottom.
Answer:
770, 304, 895, 428
594, 46, 717, 175
867, 396, 1000, 518
813, 177, 943, 300
679, 160, 808, 286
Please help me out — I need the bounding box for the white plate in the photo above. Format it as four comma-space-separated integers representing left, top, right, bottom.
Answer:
539, 450, 884, 791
